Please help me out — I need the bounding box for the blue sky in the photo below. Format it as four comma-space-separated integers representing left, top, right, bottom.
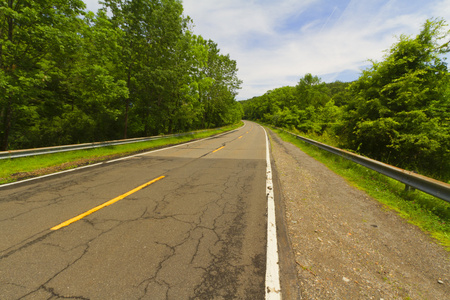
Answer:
83, 0, 450, 100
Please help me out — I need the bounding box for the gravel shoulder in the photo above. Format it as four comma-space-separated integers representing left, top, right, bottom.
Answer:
268, 129, 450, 300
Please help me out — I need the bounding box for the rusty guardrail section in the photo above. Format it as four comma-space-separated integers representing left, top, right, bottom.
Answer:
0, 131, 202, 160
277, 128, 450, 203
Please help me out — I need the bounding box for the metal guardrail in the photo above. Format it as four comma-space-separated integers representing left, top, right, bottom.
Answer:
277, 128, 450, 203
0, 131, 202, 160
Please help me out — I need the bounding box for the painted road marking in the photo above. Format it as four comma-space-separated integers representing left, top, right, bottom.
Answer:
263, 127, 282, 299
238, 136, 243, 139
212, 146, 225, 153
51, 176, 165, 230
0, 125, 244, 188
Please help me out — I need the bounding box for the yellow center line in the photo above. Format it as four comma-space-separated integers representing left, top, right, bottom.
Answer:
212, 146, 225, 153
51, 175, 165, 230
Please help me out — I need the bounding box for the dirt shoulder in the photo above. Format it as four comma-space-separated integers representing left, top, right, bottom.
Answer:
268, 129, 449, 299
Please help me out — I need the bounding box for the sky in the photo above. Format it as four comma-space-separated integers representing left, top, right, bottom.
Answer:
83, 0, 450, 100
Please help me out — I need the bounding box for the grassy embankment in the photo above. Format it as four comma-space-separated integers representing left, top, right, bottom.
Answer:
0, 122, 243, 185
271, 127, 450, 250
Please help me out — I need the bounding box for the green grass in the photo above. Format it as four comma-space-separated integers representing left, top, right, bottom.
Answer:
0, 122, 243, 185
271, 127, 450, 250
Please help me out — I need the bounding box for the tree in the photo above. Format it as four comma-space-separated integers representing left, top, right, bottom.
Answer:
199, 40, 242, 128
296, 73, 330, 108
102, 0, 198, 137
0, 0, 87, 150
0, 0, 242, 150
344, 18, 450, 178
295, 74, 333, 133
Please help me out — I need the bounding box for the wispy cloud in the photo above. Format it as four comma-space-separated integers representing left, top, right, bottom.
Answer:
182, 0, 450, 99
84, 0, 450, 100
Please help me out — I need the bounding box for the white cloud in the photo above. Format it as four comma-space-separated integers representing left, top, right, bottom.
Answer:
182, 0, 450, 99
82, 0, 450, 100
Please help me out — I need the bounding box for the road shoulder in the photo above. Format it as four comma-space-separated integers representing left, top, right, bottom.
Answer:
268, 129, 449, 299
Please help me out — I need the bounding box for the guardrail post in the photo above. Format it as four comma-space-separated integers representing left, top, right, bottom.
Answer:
404, 171, 417, 192
404, 184, 415, 192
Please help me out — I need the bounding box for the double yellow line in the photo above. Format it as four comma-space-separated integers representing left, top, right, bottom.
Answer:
51, 176, 165, 230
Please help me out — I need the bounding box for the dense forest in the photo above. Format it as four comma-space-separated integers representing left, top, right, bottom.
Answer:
241, 19, 450, 181
0, 0, 242, 151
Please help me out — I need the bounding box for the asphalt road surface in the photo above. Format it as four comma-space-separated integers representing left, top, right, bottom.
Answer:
0, 121, 276, 299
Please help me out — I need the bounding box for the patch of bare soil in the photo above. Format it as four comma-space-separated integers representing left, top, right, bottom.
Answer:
269, 130, 449, 300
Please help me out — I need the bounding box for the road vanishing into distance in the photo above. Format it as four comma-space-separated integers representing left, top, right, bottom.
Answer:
0, 121, 285, 299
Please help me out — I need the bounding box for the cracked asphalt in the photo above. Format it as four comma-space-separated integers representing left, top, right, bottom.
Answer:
0, 122, 271, 299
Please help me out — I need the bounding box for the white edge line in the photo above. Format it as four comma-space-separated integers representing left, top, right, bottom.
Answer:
263, 126, 282, 299
1, 125, 246, 188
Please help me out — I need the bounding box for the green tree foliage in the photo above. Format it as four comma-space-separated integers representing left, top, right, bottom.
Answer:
242, 18, 449, 180
0, 0, 242, 150
241, 74, 342, 133
200, 40, 243, 128
0, 0, 86, 149
343, 18, 450, 177
296, 73, 330, 108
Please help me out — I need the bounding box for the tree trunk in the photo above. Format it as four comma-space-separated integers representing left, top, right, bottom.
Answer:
1, 98, 12, 151
124, 70, 132, 139
123, 98, 129, 139
1, 1, 15, 150
144, 106, 150, 136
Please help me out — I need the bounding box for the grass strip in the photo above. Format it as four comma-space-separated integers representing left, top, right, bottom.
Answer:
271, 127, 450, 250
0, 122, 242, 185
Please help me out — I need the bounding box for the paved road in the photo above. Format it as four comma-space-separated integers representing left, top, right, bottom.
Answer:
0, 122, 272, 299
